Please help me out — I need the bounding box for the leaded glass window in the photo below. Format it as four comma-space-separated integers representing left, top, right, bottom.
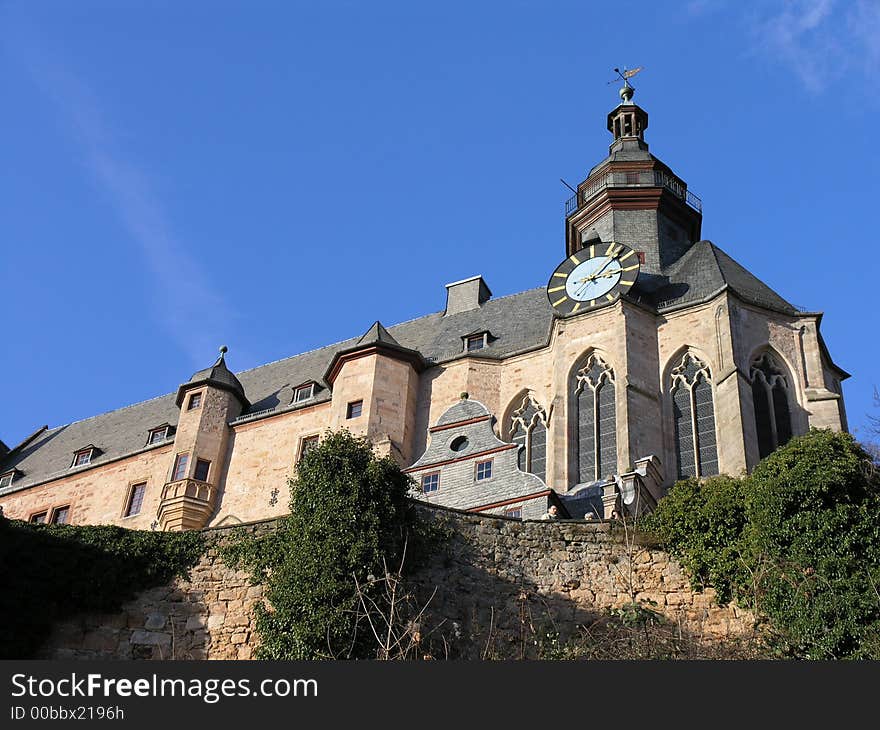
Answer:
750, 352, 793, 459
572, 354, 617, 483
508, 394, 548, 483
670, 353, 719, 479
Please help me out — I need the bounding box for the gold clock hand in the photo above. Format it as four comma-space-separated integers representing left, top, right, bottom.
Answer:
590, 257, 616, 280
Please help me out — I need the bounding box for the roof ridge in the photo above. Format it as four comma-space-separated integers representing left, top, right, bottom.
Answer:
701, 239, 723, 271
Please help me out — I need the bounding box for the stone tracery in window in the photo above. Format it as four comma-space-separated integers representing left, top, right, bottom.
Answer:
572, 353, 617, 484
507, 393, 548, 483
670, 352, 719, 479
750, 352, 793, 459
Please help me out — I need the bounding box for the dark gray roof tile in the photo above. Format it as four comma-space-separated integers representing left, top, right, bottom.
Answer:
642, 241, 799, 314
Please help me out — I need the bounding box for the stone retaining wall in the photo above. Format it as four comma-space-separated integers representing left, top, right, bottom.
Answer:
410, 507, 755, 658
42, 506, 755, 660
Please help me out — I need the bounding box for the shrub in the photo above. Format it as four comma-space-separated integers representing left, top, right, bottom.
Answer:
647, 429, 880, 659
644, 475, 747, 602
222, 430, 427, 659
743, 430, 880, 658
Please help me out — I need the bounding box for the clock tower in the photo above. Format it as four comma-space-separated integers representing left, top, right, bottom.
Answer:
564, 83, 703, 276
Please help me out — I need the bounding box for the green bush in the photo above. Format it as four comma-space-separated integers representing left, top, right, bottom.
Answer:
644, 475, 747, 602
647, 429, 880, 659
0, 520, 204, 659
222, 430, 428, 659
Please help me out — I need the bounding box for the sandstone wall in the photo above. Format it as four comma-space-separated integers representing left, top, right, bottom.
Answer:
41, 506, 755, 660
43, 519, 277, 660
411, 506, 755, 658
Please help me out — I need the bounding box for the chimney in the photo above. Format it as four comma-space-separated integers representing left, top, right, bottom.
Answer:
444, 275, 492, 316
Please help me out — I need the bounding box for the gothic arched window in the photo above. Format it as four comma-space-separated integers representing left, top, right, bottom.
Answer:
670, 353, 719, 479
572, 354, 617, 483
508, 394, 548, 483
750, 352, 793, 459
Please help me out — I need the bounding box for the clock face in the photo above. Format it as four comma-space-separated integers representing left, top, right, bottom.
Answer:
546, 241, 640, 316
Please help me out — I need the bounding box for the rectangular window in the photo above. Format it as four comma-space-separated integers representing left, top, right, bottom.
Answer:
475, 459, 493, 481
187, 392, 202, 410
51, 506, 70, 525
299, 435, 320, 462
73, 450, 92, 467
421, 472, 440, 494
172, 453, 189, 481
194, 458, 211, 481
0, 471, 13, 489
504, 506, 522, 519
346, 400, 363, 419
148, 427, 168, 445
294, 383, 315, 403
30, 511, 48, 524
126, 482, 147, 517
466, 334, 486, 352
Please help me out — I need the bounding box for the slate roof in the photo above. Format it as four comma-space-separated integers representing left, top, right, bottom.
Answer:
358, 321, 398, 346
435, 398, 494, 427
645, 240, 799, 314
0, 241, 804, 496
177, 350, 249, 408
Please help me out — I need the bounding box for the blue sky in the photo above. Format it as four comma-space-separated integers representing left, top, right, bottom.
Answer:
1, 0, 878, 447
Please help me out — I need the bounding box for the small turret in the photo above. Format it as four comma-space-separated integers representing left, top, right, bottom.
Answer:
158, 347, 248, 530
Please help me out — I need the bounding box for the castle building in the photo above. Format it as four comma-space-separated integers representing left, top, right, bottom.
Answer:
0, 85, 848, 528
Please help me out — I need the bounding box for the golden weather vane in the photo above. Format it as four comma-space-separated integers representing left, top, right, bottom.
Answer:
607, 66, 644, 89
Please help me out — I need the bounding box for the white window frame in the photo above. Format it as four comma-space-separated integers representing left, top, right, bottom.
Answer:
421, 472, 441, 494
465, 332, 488, 352
475, 459, 494, 481
72, 448, 93, 467
294, 383, 316, 404
147, 426, 169, 445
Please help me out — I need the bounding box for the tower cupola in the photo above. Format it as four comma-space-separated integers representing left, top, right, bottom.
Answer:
564, 75, 702, 273
607, 83, 649, 150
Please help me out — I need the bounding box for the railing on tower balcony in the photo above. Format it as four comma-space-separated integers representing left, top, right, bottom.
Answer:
157, 478, 217, 531
564, 171, 703, 217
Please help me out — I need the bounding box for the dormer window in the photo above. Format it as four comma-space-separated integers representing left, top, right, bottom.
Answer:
464, 332, 490, 352
293, 382, 316, 404
0, 470, 15, 489
71, 447, 96, 468
147, 425, 170, 445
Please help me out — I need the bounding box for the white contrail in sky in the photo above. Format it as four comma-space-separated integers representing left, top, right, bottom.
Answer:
6, 31, 240, 366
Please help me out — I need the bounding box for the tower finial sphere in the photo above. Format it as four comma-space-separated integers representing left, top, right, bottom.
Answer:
619, 84, 635, 103
219, 345, 228, 355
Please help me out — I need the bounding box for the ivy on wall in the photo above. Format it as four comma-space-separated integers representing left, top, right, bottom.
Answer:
0, 519, 204, 659
646, 429, 880, 659
222, 430, 435, 660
